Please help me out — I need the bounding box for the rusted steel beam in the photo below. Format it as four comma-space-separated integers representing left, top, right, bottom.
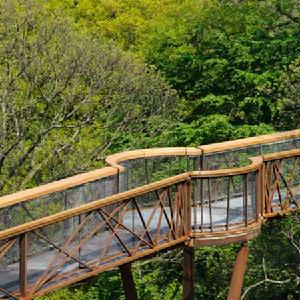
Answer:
32, 231, 92, 270
0, 238, 16, 260
98, 209, 132, 257
30, 237, 188, 299
99, 207, 153, 249
274, 162, 300, 208
0, 287, 18, 300
183, 245, 195, 300
227, 243, 249, 300
167, 187, 176, 237
120, 263, 138, 300
155, 189, 177, 240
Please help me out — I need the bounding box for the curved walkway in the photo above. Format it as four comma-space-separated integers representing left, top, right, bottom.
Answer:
0, 130, 300, 299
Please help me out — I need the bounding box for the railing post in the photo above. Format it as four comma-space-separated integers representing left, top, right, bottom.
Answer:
186, 180, 192, 234
19, 233, 28, 300
260, 161, 265, 217
183, 245, 195, 300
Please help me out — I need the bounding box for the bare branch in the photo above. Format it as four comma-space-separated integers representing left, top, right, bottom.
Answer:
241, 257, 291, 300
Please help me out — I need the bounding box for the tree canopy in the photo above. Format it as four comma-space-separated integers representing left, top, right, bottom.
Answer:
0, 0, 178, 193
0, 0, 299, 299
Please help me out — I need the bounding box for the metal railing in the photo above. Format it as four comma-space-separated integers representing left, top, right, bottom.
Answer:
0, 130, 300, 299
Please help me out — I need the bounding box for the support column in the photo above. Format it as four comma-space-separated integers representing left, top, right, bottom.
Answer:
227, 243, 249, 300
183, 245, 195, 300
120, 263, 138, 300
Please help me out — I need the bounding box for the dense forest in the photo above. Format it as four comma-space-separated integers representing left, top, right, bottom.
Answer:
0, 0, 299, 299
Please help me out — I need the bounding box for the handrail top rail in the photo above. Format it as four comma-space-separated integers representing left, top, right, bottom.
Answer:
0, 154, 260, 211
0, 130, 298, 212
106, 147, 202, 170
263, 148, 300, 161
0, 147, 201, 209
190, 157, 262, 178
0, 146, 299, 240
0, 167, 118, 209
199, 129, 300, 154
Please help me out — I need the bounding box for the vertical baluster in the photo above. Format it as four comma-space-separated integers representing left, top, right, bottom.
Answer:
200, 155, 204, 232
78, 214, 82, 264
208, 178, 213, 232
169, 156, 173, 177
193, 157, 200, 232
226, 177, 231, 231
145, 159, 149, 185
115, 170, 120, 194
179, 156, 182, 174
186, 180, 191, 234
200, 179, 204, 232
251, 172, 257, 220
255, 170, 260, 221
126, 161, 129, 192
145, 159, 151, 205
244, 174, 248, 227
185, 148, 189, 172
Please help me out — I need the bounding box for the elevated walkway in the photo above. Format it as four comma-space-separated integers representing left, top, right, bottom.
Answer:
0, 130, 300, 299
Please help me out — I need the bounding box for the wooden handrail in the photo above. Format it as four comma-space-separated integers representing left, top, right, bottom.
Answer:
0, 147, 201, 210
105, 147, 202, 171
0, 173, 190, 240
0, 153, 263, 240
0, 130, 299, 213
263, 148, 300, 161
190, 157, 262, 178
199, 129, 300, 154
0, 167, 118, 209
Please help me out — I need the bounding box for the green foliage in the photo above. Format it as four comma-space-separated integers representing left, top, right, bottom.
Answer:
137, 0, 300, 132
1, 0, 299, 299
0, 0, 178, 194
51, 0, 300, 143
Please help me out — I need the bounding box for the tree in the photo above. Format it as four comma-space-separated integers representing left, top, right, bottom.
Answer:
0, 0, 178, 194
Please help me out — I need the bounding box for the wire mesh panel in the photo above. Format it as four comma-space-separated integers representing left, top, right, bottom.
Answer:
264, 156, 300, 214
203, 147, 259, 170
192, 171, 259, 232
261, 138, 300, 154
202, 137, 300, 170
0, 175, 118, 231
119, 156, 200, 191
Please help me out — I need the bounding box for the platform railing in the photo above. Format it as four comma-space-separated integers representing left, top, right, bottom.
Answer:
0, 163, 264, 299
0, 175, 191, 299
262, 149, 300, 217
0, 168, 119, 231
189, 156, 262, 246
0, 130, 300, 233
0, 130, 300, 299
